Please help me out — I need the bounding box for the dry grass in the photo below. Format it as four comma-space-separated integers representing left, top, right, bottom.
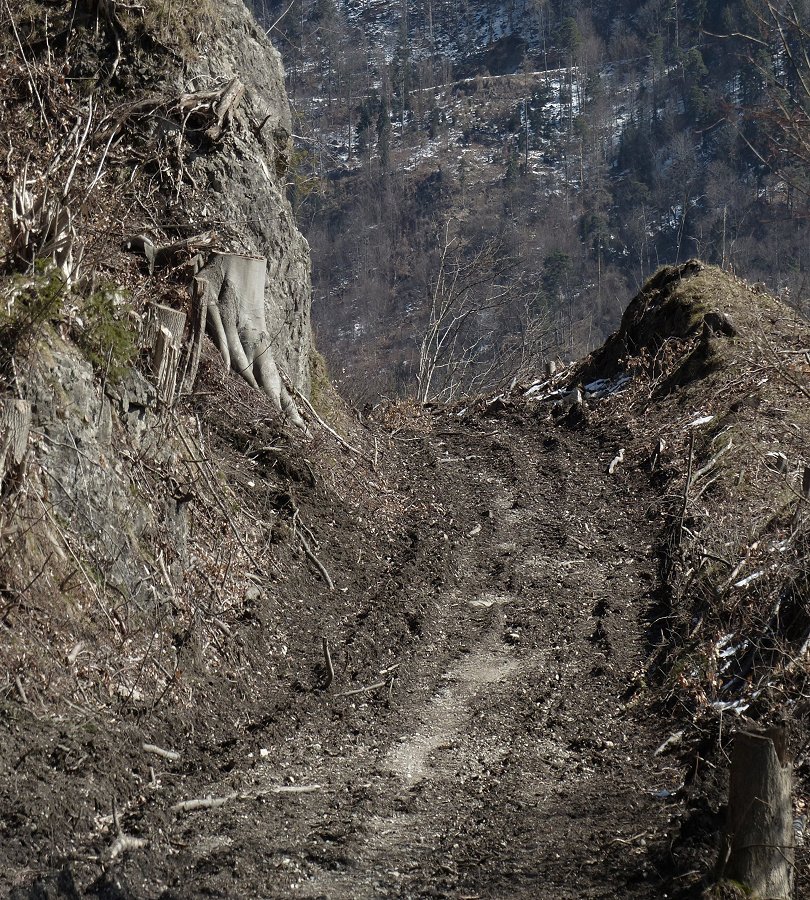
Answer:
582, 261, 810, 722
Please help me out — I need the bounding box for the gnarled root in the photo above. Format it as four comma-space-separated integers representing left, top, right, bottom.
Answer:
194, 252, 304, 429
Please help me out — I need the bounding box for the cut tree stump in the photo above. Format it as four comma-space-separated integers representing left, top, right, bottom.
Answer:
143, 304, 186, 406
0, 399, 32, 490
194, 252, 304, 428
719, 727, 794, 899
143, 303, 186, 351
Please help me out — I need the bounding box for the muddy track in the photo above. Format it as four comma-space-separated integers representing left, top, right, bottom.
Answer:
138, 410, 684, 900
292, 415, 674, 899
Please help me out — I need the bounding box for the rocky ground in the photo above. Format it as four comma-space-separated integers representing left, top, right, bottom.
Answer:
5, 264, 808, 900
3, 381, 679, 899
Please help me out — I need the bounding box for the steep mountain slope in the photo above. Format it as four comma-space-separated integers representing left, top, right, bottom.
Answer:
3, 243, 810, 900
1, 3, 809, 899
252, 0, 810, 403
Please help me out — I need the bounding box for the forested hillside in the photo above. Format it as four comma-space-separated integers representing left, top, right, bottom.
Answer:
249, 0, 810, 402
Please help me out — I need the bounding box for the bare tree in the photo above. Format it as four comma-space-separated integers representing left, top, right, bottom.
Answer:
416, 224, 517, 404
716, 1, 810, 195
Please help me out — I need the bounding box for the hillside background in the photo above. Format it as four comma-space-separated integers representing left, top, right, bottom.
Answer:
248, 0, 810, 402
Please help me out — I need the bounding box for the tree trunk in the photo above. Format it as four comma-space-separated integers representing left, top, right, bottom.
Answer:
0, 399, 32, 490
720, 727, 794, 899
194, 253, 304, 428
143, 304, 186, 406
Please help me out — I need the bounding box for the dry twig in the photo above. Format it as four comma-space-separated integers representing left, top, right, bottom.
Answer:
172, 792, 237, 814
143, 743, 180, 761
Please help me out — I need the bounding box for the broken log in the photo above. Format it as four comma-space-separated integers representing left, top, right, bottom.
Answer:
142, 304, 186, 406
179, 284, 207, 395
123, 231, 218, 275
142, 302, 186, 350
153, 328, 180, 405
206, 77, 245, 141
719, 727, 794, 899
194, 252, 304, 428
0, 398, 32, 489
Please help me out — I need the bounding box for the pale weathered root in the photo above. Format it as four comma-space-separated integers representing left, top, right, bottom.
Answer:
193, 252, 305, 429
0, 398, 31, 492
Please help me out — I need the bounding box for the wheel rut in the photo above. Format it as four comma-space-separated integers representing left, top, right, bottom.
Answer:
300, 419, 669, 899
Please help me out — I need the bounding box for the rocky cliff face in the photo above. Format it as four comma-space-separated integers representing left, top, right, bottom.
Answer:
0, 0, 315, 613
0, 5, 321, 888
182, 0, 312, 392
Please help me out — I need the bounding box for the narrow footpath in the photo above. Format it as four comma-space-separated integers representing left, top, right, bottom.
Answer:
157, 404, 686, 900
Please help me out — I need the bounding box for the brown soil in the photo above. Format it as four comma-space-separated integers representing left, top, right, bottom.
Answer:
3, 390, 693, 900
4, 263, 809, 900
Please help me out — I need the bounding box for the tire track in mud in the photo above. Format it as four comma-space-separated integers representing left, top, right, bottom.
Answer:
302, 418, 669, 899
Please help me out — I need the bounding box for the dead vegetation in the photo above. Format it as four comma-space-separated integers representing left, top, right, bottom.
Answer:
580, 263, 810, 717
568, 260, 810, 894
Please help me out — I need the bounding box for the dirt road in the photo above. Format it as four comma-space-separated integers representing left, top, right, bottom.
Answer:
299, 411, 680, 899
123, 403, 687, 900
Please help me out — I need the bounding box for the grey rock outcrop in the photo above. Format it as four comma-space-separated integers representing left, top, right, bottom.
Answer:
19, 328, 187, 610
181, 0, 312, 396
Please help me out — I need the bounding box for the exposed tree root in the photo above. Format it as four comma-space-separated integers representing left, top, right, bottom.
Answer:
194, 253, 305, 429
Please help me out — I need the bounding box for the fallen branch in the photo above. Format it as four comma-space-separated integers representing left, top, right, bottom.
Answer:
322, 637, 334, 689
171, 792, 237, 814
338, 679, 388, 697
108, 834, 148, 860
690, 471, 722, 505
677, 431, 696, 548
4, 0, 48, 126
609, 832, 649, 846
654, 730, 684, 756
156, 551, 178, 604
172, 413, 264, 573
15, 675, 27, 705
608, 448, 625, 475
206, 77, 245, 141
123, 231, 218, 275
691, 439, 732, 484
213, 617, 232, 637
280, 370, 371, 462
794, 465, 810, 531
299, 532, 334, 590
264, 784, 321, 795
143, 743, 180, 761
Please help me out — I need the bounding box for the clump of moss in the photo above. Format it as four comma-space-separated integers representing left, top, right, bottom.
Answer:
0, 266, 136, 387
703, 879, 752, 899
72, 283, 137, 381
